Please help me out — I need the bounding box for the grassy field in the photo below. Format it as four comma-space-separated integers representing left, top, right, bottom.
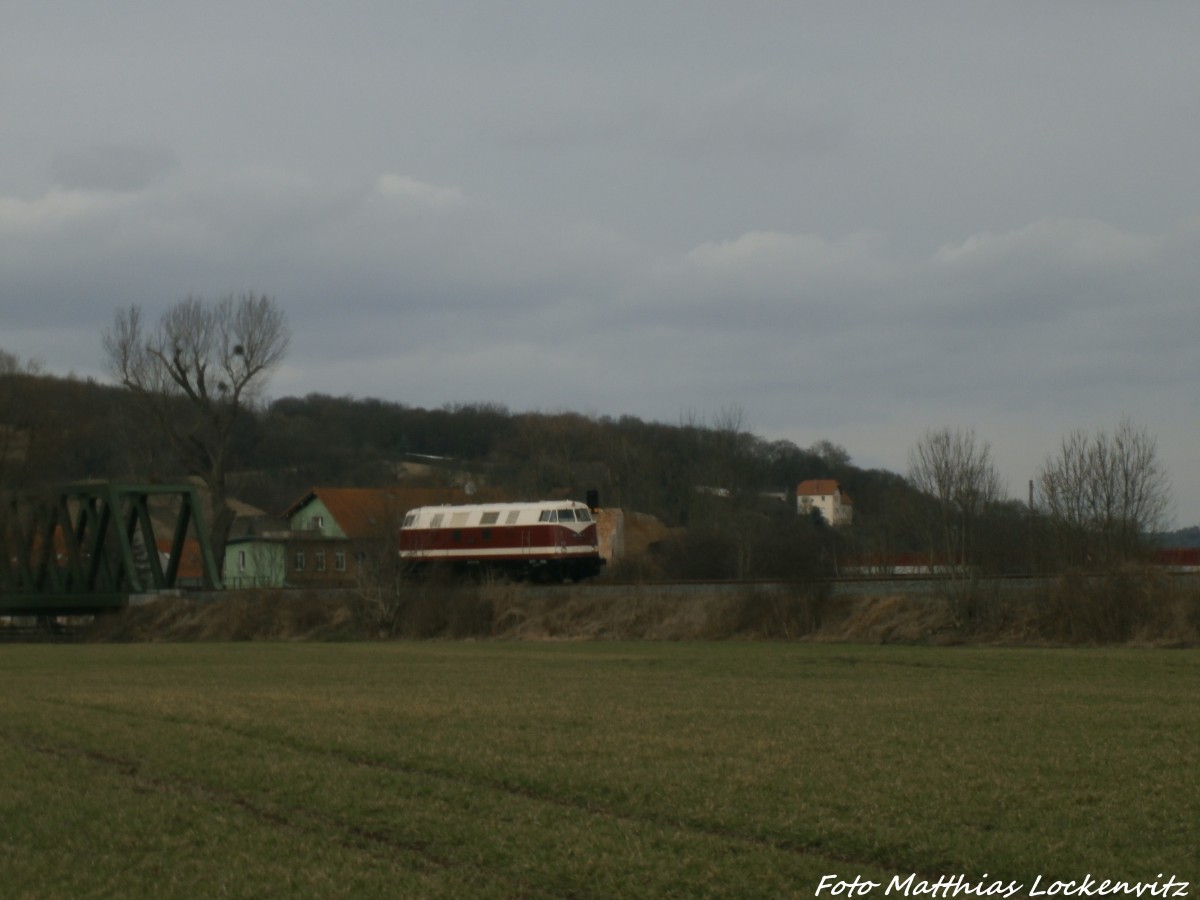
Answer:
1, 642, 1197, 898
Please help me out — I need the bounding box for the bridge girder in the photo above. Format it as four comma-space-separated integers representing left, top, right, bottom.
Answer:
1, 483, 221, 616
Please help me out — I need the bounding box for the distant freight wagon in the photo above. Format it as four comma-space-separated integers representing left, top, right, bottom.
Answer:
398, 500, 605, 582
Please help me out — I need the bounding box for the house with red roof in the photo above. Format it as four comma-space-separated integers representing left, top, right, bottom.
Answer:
795, 479, 853, 526
223, 486, 503, 588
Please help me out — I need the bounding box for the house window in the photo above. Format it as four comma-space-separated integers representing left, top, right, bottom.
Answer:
335, 551, 346, 572
311, 515, 324, 530
294, 551, 305, 571
238, 550, 246, 573
315, 551, 326, 572
355, 551, 367, 569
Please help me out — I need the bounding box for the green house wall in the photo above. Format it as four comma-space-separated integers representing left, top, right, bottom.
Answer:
224, 540, 286, 588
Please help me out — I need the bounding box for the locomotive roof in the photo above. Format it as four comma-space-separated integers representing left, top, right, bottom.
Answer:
405, 499, 589, 515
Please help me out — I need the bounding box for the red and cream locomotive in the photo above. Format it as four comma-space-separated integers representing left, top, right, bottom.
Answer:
398, 500, 605, 581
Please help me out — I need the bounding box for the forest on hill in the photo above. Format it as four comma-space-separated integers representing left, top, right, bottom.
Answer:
0, 365, 1185, 580
1, 367, 945, 575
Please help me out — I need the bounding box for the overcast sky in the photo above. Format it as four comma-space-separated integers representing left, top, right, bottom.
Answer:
3, 2, 1198, 524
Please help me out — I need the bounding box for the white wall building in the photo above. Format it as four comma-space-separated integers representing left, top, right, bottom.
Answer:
796, 479, 853, 526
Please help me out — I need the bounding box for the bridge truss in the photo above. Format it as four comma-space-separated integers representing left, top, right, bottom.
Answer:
1, 483, 221, 616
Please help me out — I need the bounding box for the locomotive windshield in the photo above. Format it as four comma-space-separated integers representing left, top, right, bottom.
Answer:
538, 508, 589, 522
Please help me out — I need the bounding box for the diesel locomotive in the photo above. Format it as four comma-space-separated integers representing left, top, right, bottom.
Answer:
398, 500, 605, 581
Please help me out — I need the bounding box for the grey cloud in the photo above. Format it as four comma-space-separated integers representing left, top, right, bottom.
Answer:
50, 144, 177, 192
5, 2, 1200, 522
933, 219, 1159, 279
655, 85, 851, 162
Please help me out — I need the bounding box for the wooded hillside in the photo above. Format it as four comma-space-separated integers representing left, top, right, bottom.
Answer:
2, 370, 1188, 579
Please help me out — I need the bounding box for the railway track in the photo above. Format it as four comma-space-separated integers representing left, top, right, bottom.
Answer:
539, 570, 1198, 597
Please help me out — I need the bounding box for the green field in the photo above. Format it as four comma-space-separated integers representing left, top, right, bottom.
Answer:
1, 642, 1197, 898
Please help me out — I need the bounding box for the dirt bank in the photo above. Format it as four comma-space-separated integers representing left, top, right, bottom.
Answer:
82, 571, 1200, 646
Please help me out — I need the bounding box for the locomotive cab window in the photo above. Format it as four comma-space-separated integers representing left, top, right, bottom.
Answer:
576, 509, 592, 522
557, 509, 577, 521
539, 510, 556, 522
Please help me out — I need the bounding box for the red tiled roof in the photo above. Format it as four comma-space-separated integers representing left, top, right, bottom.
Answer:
1153, 548, 1200, 567
797, 479, 845, 499
155, 538, 205, 581
844, 551, 950, 569
284, 486, 506, 539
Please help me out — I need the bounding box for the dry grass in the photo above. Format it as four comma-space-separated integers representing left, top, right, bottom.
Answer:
78, 569, 1200, 647
85, 590, 377, 643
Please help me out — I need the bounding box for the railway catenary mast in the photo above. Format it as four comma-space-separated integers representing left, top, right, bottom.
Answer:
398, 500, 605, 581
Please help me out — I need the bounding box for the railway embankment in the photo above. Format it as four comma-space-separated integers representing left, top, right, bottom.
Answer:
71, 569, 1200, 647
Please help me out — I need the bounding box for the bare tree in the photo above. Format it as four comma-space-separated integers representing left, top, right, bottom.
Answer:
0, 348, 45, 489
907, 427, 1005, 573
1037, 417, 1171, 567
0, 348, 21, 489
103, 294, 290, 566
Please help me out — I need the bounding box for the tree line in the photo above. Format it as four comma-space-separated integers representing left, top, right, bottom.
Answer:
0, 295, 1182, 581
907, 422, 1173, 576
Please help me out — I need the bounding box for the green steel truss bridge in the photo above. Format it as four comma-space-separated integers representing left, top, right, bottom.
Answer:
1, 483, 221, 617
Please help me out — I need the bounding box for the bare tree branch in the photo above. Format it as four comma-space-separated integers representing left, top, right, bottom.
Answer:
102, 293, 290, 569
1037, 417, 1171, 567
907, 427, 1005, 573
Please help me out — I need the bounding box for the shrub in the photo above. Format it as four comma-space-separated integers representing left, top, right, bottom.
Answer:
1041, 565, 1170, 643
713, 583, 835, 639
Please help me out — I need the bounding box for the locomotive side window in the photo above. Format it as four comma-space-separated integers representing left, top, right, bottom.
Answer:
430, 514, 444, 528
450, 512, 469, 527
506, 510, 521, 525
402, 512, 417, 528
480, 511, 500, 525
